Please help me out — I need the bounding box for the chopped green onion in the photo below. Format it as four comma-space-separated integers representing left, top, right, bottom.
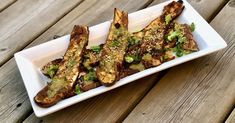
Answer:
176, 50, 184, 57
83, 69, 97, 81
133, 54, 141, 63
111, 40, 120, 47
47, 70, 55, 78
47, 65, 59, 78
125, 56, 134, 63
167, 31, 178, 41
178, 36, 186, 44
165, 14, 172, 25
128, 36, 140, 47
190, 22, 195, 32
75, 85, 81, 94
67, 59, 76, 68
90, 45, 101, 53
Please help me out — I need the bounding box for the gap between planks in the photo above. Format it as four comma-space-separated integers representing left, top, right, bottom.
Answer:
0, 0, 157, 122
21, 2, 228, 123
0, 0, 17, 13
123, 0, 235, 122
0, 0, 85, 122
22, 0, 156, 122
0, 0, 85, 67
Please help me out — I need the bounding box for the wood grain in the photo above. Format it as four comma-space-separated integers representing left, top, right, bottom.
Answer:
150, 0, 227, 21
0, 0, 83, 66
124, 0, 235, 123
22, 0, 227, 122
23, 113, 41, 123
226, 108, 235, 123
0, 0, 84, 122
1, 0, 153, 122
0, 0, 16, 12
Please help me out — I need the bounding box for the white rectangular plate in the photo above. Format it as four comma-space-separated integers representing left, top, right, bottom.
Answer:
14, 0, 227, 117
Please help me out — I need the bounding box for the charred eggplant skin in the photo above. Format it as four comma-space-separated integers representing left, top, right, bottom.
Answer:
34, 25, 89, 107
96, 8, 129, 86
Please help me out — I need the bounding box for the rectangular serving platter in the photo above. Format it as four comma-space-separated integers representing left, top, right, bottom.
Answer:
14, 0, 227, 117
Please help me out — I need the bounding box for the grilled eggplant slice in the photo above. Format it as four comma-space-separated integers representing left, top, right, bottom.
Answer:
41, 58, 62, 78
140, 0, 184, 68
96, 8, 129, 86
34, 25, 89, 107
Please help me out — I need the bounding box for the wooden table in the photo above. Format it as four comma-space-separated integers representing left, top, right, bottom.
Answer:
0, 0, 234, 122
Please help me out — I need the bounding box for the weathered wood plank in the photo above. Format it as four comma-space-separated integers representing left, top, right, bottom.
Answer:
0, 0, 85, 122
151, 0, 227, 21
1, 0, 153, 122
25, 75, 159, 123
0, 0, 16, 12
226, 108, 235, 123
124, 0, 235, 123
186, 0, 227, 21
22, 0, 227, 122
0, 0, 83, 66
22, 112, 41, 123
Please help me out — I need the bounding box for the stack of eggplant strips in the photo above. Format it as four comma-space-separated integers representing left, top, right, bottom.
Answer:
35, 0, 198, 107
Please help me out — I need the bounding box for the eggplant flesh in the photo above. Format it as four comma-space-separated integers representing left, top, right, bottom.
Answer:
34, 25, 89, 107
96, 8, 129, 86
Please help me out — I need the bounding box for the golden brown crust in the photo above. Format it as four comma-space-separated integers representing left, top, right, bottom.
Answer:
34, 25, 89, 107
96, 8, 129, 86
140, 1, 184, 68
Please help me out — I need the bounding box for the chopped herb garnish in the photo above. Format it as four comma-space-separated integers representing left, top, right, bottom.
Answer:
111, 40, 120, 47
90, 45, 101, 53
174, 44, 184, 57
128, 36, 140, 47
125, 54, 141, 63
67, 59, 76, 68
167, 31, 179, 41
176, 49, 184, 57
133, 54, 141, 63
75, 85, 81, 94
125, 56, 134, 63
47, 65, 59, 78
50, 64, 59, 70
83, 69, 97, 81
178, 36, 186, 44
190, 22, 195, 32
165, 14, 172, 25
47, 70, 55, 78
